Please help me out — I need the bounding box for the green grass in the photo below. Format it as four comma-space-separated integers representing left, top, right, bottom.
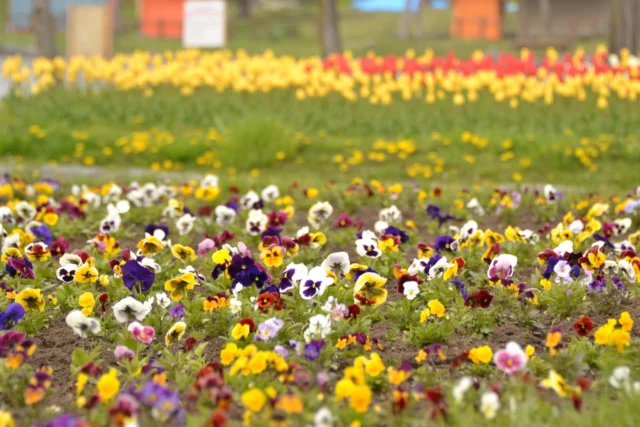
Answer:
1, 88, 638, 192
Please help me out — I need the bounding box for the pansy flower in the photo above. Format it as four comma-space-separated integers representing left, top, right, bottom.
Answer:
268, 211, 288, 227
278, 262, 308, 292
165, 321, 187, 346
487, 254, 517, 279
233, 264, 269, 289
573, 315, 594, 336
305, 340, 326, 361
434, 236, 455, 252
214, 205, 236, 226
0, 303, 25, 330
334, 213, 353, 228
356, 237, 381, 258
128, 321, 156, 343
15, 288, 46, 312
112, 297, 150, 323
465, 289, 494, 308
28, 224, 54, 246
260, 245, 284, 268
354, 272, 388, 306
261, 185, 280, 203
321, 252, 350, 277
6, 256, 35, 279
255, 318, 285, 341
66, 310, 101, 338
137, 234, 164, 256
493, 342, 527, 375
246, 210, 268, 236
165, 273, 197, 301
426, 254, 450, 280
307, 202, 333, 229
171, 244, 196, 263
122, 259, 155, 292
50, 236, 71, 257
144, 224, 169, 242
240, 191, 261, 210
169, 304, 185, 320
300, 267, 334, 300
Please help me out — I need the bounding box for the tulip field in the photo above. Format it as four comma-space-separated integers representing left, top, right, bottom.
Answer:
0, 46, 640, 426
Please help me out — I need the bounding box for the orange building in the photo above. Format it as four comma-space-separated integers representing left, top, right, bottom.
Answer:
451, 0, 504, 41
141, 0, 184, 38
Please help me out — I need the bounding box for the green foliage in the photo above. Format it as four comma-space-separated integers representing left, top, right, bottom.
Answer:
541, 282, 588, 320
216, 115, 301, 170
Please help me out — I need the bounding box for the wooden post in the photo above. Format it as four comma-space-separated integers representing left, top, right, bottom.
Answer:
31, 0, 56, 58
610, 0, 640, 54
538, 0, 551, 35
320, 0, 341, 55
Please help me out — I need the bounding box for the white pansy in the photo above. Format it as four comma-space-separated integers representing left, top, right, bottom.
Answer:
261, 185, 280, 203
66, 310, 101, 338
403, 281, 420, 300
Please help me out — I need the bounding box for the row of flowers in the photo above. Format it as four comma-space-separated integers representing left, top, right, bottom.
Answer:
3, 46, 640, 106
0, 174, 639, 425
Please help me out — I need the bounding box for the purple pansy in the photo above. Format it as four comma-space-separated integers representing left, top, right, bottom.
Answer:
122, 260, 155, 293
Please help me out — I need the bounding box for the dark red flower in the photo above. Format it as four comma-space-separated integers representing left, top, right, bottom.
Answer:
576, 377, 592, 391
257, 293, 277, 313
268, 211, 288, 227
72, 250, 90, 263
355, 294, 376, 306
334, 213, 353, 228
464, 289, 493, 308
573, 315, 594, 336
208, 410, 227, 427
183, 337, 198, 352
347, 304, 361, 320
239, 317, 256, 332
197, 206, 213, 217
50, 237, 70, 256
273, 297, 285, 311
99, 293, 109, 312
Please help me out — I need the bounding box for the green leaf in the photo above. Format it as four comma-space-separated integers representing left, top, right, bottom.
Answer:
71, 348, 89, 367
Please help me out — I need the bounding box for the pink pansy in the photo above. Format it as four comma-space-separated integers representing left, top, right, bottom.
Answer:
493, 341, 527, 375
237, 242, 251, 257
487, 254, 518, 279
114, 345, 136, 361
127, 321, 156, 344
197, 238, 216, 256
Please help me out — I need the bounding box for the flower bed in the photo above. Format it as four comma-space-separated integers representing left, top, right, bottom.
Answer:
0, 174, 640, 425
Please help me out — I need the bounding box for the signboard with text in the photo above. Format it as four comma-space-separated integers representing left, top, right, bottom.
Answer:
183, 0, 227, 48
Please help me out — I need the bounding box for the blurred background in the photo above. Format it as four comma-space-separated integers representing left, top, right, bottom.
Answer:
0, 0, 638, 59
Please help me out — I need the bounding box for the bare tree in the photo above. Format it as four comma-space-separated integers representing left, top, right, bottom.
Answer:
30, 0, 56, 58
239, 0, 252, 18
609, 0, 640, 53
320, 0, 341, 55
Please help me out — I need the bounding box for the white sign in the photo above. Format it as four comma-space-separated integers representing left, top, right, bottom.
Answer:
183, 1, 226, 48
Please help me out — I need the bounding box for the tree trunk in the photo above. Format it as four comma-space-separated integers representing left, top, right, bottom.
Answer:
412, 0, 424, 38
31, 0, 56, 58
398, 0, 412, 39
538, 0, 551, 35
320, 0, 341, 55
239, 0, 251, 18
610, 0, 640, 53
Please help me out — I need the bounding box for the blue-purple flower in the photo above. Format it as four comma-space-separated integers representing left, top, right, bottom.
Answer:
304, 339, 326, 361
122, 260, 156, 293
0, 303, 25, 330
